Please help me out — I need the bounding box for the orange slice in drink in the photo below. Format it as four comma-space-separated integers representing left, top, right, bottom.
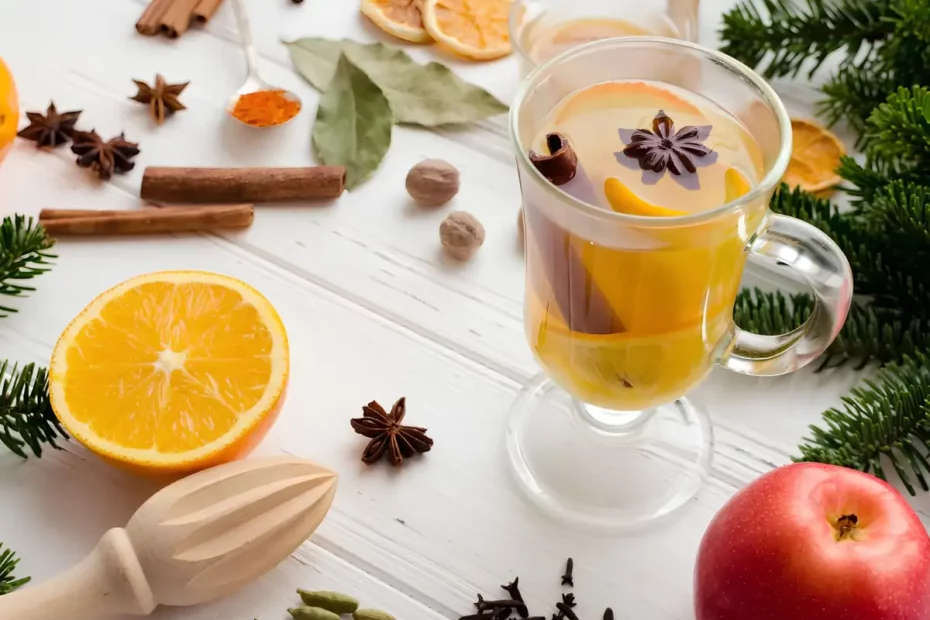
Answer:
49, 271, 290, 475
555, 81, 702, 124
360, 0, 433, 43
604, 177, 687, 217
724, 167, 752, 202
782, 118, 845, 196
420, 0, 512, 60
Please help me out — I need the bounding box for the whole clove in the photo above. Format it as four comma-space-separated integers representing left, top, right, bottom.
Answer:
475, 594, 527, 616
561, 593, 576, 608
604, 609, 614, 620
561, 558, 574, 587
502, 578, 528, 618
556, 602, 580, 620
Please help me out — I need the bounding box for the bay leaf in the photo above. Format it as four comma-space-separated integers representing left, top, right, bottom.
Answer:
312, 53, 393, 189
285, 38, 509, 126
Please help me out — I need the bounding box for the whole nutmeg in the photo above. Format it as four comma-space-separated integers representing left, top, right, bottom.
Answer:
406, 159, 460, 207
440, 211, 485, 260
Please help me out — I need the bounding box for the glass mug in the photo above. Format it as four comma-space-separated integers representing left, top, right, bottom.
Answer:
508, 38, 853, 531
509, 0, 700, 76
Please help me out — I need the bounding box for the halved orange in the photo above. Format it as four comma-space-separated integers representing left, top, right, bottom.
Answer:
421, 0, 512, 60
49, 271, 289, 475
782, 118, 845, 196
361, 0, 433, 43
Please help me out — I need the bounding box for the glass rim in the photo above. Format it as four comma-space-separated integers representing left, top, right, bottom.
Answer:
508, 36, 793, 227
508, 0, 535, 68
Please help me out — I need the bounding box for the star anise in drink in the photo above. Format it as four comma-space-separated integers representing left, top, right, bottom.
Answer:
130, 75, 189, 125
70, 130, 141, 180
17, 102, 82, 148
617, 110, 715, 184
350, 397, 433, 466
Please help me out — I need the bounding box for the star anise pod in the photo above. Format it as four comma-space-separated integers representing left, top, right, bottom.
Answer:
350, 397, 433, 466
130, 74, 189, 125
619, 110, 714, 178
70, 130, 141, 180
17, 102, 82, 148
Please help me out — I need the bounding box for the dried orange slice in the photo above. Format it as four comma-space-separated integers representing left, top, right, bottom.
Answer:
421, 0, 512, 60
604, 177, 686, 217
360, 0, 433, 43
782, 118, 845, 196
49, 271, 289, 475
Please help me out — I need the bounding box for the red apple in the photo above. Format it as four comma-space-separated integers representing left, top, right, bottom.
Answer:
694, 462, 930, 620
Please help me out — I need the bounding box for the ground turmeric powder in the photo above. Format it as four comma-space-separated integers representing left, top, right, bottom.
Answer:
231, 89, 301, 127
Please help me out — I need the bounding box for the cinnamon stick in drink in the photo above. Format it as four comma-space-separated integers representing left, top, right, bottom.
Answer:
141, 166, 347, 203
136, 0, 175, 35
526, 133, 625, 335
193, 0, 226, 23
39, 204, 253, 236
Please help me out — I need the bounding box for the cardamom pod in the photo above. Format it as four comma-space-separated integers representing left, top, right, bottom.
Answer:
287, 606, 341, 620
297, 590, 360, 614
354, 609, 397, 620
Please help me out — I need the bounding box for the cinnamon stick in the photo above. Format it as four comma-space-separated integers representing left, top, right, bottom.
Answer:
39, 204, 253, 236
136, 0, 175, 35
161, 0, 200, 38
141, 166, 347, 203
526, 134, 625, 335
193, 0, 226, 23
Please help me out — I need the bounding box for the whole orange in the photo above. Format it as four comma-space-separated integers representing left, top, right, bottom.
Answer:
0, 59, 18, 166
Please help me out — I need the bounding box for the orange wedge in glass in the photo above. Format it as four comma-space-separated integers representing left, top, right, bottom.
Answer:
421, 0, 512, 60
360, 0, 433, 43
783, 118, 845, 196
49, 271, 289, 475
604, 177, 687, 216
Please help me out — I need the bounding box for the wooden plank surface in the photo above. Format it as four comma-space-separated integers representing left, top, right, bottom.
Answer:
1, 1, 926, 619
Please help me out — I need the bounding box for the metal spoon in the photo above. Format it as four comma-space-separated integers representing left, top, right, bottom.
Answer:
226, 0, 301, 127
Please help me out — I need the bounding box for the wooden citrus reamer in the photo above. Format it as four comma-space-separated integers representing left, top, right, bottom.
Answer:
0, 456, 338, 619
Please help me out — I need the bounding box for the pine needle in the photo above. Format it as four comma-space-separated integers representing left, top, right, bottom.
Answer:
0, 361, 67, 459
0, 215, 55, 318
0, 543, 30, 596
796, 353, 930, 495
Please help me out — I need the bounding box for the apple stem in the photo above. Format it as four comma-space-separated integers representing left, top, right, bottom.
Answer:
835, 514, 859, 541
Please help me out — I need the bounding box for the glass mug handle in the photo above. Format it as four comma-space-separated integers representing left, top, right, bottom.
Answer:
718, 213, 854, 376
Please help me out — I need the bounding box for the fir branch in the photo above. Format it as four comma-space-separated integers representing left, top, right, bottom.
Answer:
795, 353, 930, 495
0, 361, 67, 459
0, 543, 30, 596
818, 62, 896, 141
719, 0, 893, 79
734, 289, 930, 369
0, 215, 55, 318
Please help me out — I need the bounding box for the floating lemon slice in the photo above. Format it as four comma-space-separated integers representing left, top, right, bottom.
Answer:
604, 177, 687, 217
360, 0, 433, 43
420, 0, 512, 60
49, 271, 290, 475
783, 118, 845, 196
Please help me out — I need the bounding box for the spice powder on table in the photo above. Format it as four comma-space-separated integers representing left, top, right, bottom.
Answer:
232, 89, 301, 127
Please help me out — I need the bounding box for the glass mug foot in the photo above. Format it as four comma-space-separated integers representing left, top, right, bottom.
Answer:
506, 375, 713, 532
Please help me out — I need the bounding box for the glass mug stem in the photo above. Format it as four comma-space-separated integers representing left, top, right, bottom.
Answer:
720, 214, 853, 375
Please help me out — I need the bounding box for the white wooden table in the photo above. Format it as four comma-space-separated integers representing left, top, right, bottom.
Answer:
1, 1, 926, 619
